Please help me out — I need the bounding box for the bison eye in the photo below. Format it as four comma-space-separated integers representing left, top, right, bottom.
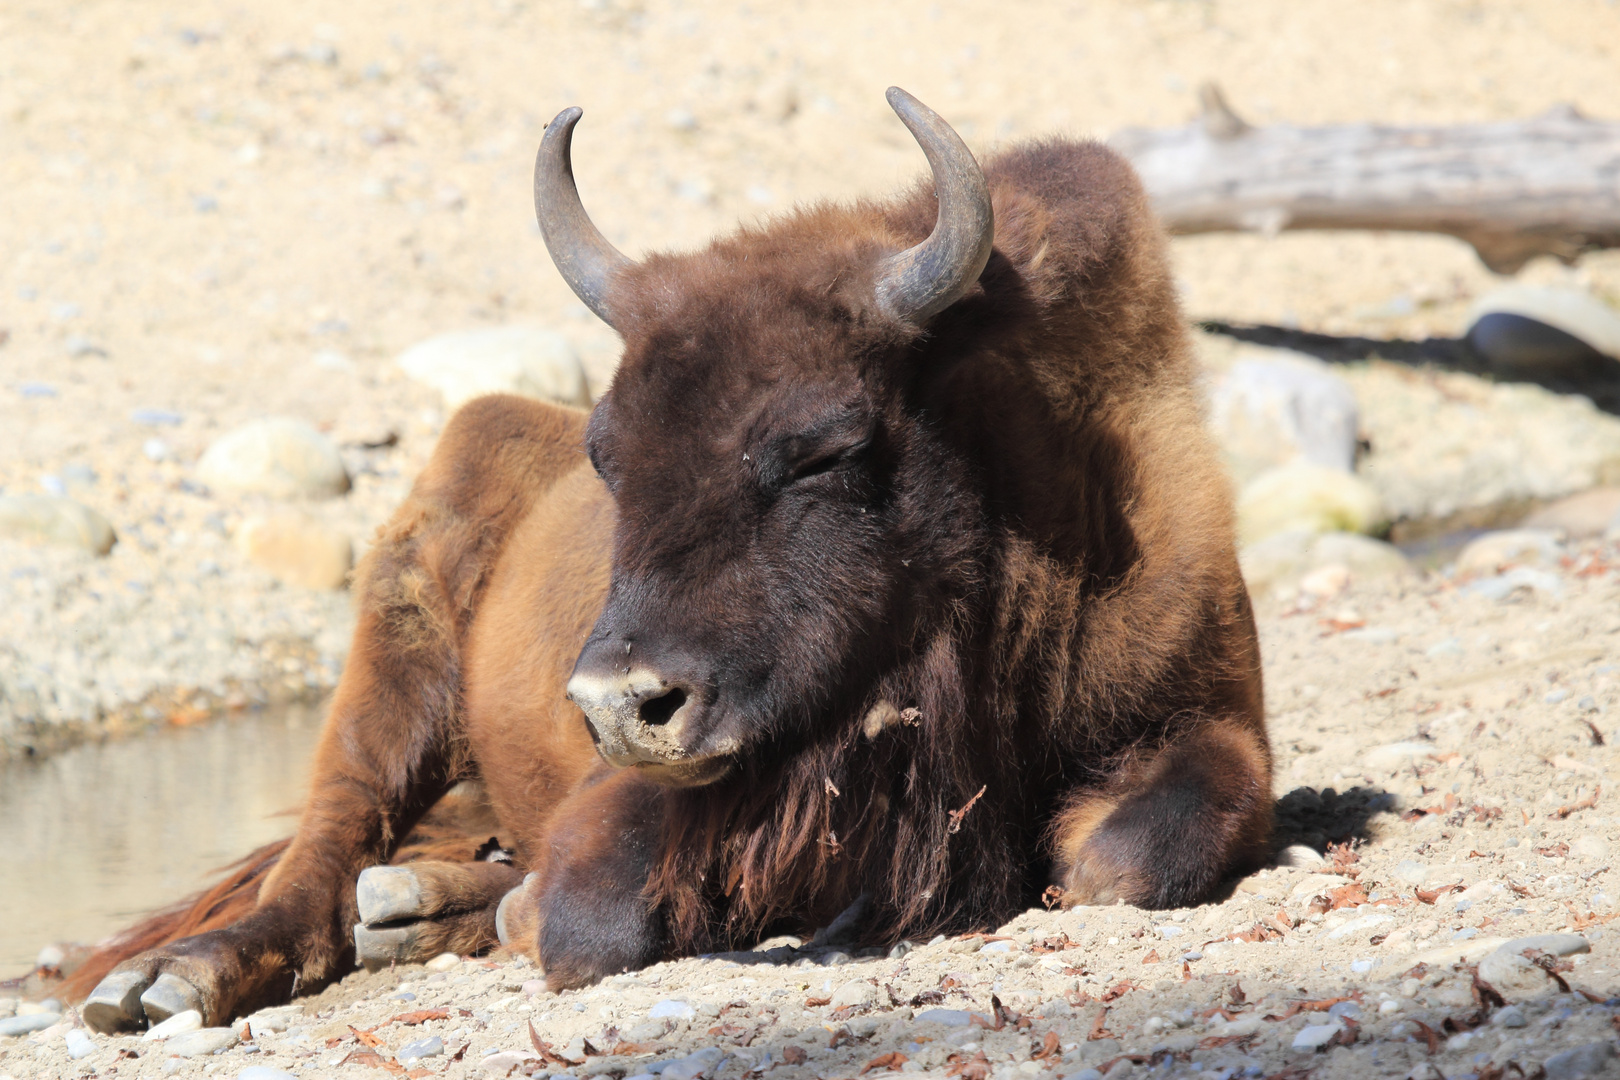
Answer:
787, 439, 869, 485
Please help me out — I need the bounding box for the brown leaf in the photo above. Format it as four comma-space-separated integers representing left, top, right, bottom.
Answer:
1031, 1031, 1061, 1061
1098, 980, 1136, 1003
350, 1025, 386, 1049
860, 1052, 909, 1074
1227, 982, 1247, 1006
528, 1021, 582, 1067
387, 1009, 450, 1027
1088, 1006, 1116, 1041
1409, 1019, 1441, 1054
1141, 949, 1161, 964
1041, 885, 1064, 910
805, 996, 832, 1007
1550, 785, 1601, 819
1197, 1033, 1255, 1050
1581, 718, 1606, 746
339, 1049, 405, 1074
1328, 1017, 1359, 1047
782, 1046, 807, 1065
1415, 882, 1463, 904
1263, 994, 1361, 1021
1326, 883, 1370, 909
1537, 841, 1571, 858
945, 1050, 991, 1080
610, 1041, 665, 1056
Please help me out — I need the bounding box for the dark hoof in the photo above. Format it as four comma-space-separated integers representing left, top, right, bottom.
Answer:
353, 922, 424, 971
139, 972, 204, 1025
82, 970, 153, 1033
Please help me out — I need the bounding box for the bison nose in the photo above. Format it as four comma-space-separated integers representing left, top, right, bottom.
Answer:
565, 666, 698, 766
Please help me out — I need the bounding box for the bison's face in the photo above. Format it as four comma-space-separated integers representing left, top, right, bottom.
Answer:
566, 289, 972, 786
537, 88, 994, 784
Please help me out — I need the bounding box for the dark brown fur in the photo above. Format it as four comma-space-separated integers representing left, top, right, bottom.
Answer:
64, 137, 1269, 1022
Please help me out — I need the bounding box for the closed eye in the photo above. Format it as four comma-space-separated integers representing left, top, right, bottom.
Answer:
788, 440, 868, 484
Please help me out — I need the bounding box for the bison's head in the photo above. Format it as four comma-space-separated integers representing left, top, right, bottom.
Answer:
540, 89, 995, 786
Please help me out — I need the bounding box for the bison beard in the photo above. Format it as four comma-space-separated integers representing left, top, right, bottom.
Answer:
69, 89, 1270, 1031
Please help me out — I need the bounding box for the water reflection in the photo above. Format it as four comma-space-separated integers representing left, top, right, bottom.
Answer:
0, 707, 324, 972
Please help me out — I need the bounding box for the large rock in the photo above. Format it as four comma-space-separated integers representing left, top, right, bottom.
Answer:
1466, 284, 1620, 379
196, 418, 350, 499
1522, 486, 1620, 538
1454, 529, 1563, 576
1206, 353, 1359, 484
1476, 934, 1590, 1000
1236, 463, 1385, 545
396, 327, 591, 410
0, 494, 116, 555
1240, 528, 1411, 603
236, 513, 353, 590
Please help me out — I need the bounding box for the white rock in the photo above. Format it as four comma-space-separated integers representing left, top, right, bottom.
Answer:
1573, 834, 1611, 860
1274, 844, 1327, 869
1206, 353, 1360, 483
479, 1051, 538, 1074
196, 417, 350, 499
236, 513, 352, 590
396, 327, 591, 411
425, 952, 461, 971
1467, 284, 1620, 360
1393, 860, 1431, 886
164, 1027, 240, 1057
1291, 1021, 1343, 1049
1325, 912, 1394, 940
1362, 741, 1434, 772
1542, 1040, 1617, 1080
64, 1029, 96, 1060
662, 1047, 725, 1080
145, 1010, 204, 1040
828, 980, 877, 1009
1477, 934, 1588, 1000
1523, 486, 1620, 539
1236, 463, 1385, 545
648, 998, 696, 1020
0, 494, 117, 555
1454, 529, 1563, 576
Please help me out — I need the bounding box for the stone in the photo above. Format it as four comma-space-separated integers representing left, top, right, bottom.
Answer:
624, 1021, 667, 1041
829, 979, 877, 1009
64, 1028, 96, 1060
0, 494, 116, 555
425, 952, 461, 971
163, 1026, 240, 1056
1205, 353, 1361, 484
662, 1047, 726, 1080
1363, 742, 1435, 772
398, 1036, 444, 1065
1466, 284, 1620, 375
648, 999, 696, 1020
236, 513, 353, 590
145, 1009, 204, 1039
1455, 529, 1563, 576
1325, 912, 1394, 940
1275, 844, 1327, 869
1477, 934, 1590, 999
1523, 486, 1620, 538
1291, 1021, 1343, 1049
0, 997, 13, 1019
915, 1008, 975, 1027
1573, 834, 1611, 860
196, 417, 350, 499
479, 1051, 538, 1073
1236, 463, 1385, 545
396, 327, 591, 411
1491, 1005, 1527, 1028
0, 1013, 61, 1037
1062, 1071, 1104, 1080
1239, 529, 1410, 604
244, 1007, 299, 1035
1393, 860, 1431, 886
1542, 1040, 1617, 1080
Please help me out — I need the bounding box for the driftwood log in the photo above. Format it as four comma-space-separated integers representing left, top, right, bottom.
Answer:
1110, 86, 1620, 274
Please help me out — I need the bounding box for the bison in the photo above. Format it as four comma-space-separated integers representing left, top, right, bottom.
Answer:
72, 87, 1270, 1032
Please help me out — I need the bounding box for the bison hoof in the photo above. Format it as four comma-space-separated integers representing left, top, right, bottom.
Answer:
356, 866, 426, 925
495, 873, 539, 950
82, 970, 153, 1034
353, 922, 428, 970
140, 972, 205, 1025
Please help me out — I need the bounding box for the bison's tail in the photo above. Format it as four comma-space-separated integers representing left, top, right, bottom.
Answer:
57, 838, 290, 1003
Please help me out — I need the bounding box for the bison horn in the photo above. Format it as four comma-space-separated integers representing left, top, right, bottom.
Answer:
874, 87, 995, 326
534, 106, 632, 329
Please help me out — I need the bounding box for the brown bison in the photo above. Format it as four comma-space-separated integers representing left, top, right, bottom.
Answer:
73, 87, 1270, 1033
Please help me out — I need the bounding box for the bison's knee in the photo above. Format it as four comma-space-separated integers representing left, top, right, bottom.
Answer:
1054, 719, 1271, 909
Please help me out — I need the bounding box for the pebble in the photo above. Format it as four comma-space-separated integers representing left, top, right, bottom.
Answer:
1542, 1040, 1617, 1080
1492, 1005, 1527, 1028
648, 998, 696, 1020
195, 417, 351, 499
238, 1068, 299, 1080
395, 326, 591, 411
1393, 859, 1431, 885
164, 1027, 241, 1056
1324, 912, 1394, 940
661, 1047, 725, 1080
829, 979, 877, 1008
145, 1009, 204, 1039
0, 494, 117, 555
479, 1051, 538, 1073
425, 952, 461, 971
1062, 1071, 1104, 1080
1290, 1021, 1343, 1049
235, 512, 353, 589
0, 1012, 61, 1036
1206, 352, 1360, 483
1477, 934, 1590, 999
1455, 528, 1563, 576
1274, 843, 1326, 869
64, 1028, 96, 1059
398, 1035, 445, 1064
915, 1008, 975, 1027
1236, 462, 1385, 545
979, 939, 1015, 953
1523, 486, 1620, 538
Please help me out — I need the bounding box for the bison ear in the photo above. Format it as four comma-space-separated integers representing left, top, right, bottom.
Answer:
873, 88, 995, 327
534, 106, 633, 330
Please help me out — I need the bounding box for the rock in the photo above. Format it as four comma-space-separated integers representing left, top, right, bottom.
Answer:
236, 513, 353, 589
243, 1007, 299, 1035
0, 1013, 61, 1037
396, 327, 591, 411
1275, 844, 1326, 869
425, 952, 460, 971
1492, 1005, 1527, 1028
1325, 912, 1394, 940
1455, 529, 1564, 576
1206, 353, 1360, 483
145, 1009, 204, 1039
398, 1036, 445, 1065
624, 1021, 667, 1041
64, 1029, 96, 1060
662, 1047, 726, 1080
1466, 285, 1620, 377
829, 980, 877, 1009
0, 494, 117, 555
1237, 463, 1385, 544
1393, 860, 1431, 886
163, 1026, 240, 1057
648, 999, 696, 1020
1522, 486, 1620, 538
239, 1069, 299, 1080
1477, 934, 1590, 999
979, 939, 1015, 953
1542, 1040, 1617, 1080
479, 1051, 539, 1073
0, 997, 13, 1019
1291, 1021, 1343, 1049
1239, 529, 1410, 603
1573, 834, 1611, 860
196, 417, 350, 499
1363, 741, 1435, 772
1063, 1071, 1104, 1080
915, 1008, 975, 1026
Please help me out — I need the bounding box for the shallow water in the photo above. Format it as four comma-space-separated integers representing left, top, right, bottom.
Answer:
0, 707, 324, 973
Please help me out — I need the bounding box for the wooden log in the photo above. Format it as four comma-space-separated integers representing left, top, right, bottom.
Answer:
1109, 85, 1620, 274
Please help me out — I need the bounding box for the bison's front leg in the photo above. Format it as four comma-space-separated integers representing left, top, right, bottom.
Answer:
1053, 717, 1273, 909
495, 770, 669, 990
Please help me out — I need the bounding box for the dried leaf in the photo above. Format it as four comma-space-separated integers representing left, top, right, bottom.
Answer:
1087, 1007, 1116, 1041
1141, 949, 1161, 965
387, 1009, 450, 1027
1409, 1019, 1441, 1054
947, 786, 988, 834
782, 1046, 807, 1066
350, 1025, 386, 1049
860, 1052, 909, 1074
1415, 883, 1464, 904
1550, 785, 1601, 819
1031, 1031, 1061, 1061
805, 996, 832, 1007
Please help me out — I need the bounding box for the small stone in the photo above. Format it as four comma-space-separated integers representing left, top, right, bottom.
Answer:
0, 494, 116, 555
1240, 529, 1410, 604
624, 1021, 667, 1041
1478, 934, 1590, 999
1290, 1021, 1343, 1050
1492, 1005, 1527, 1028
195, 417, 350, 499
164, 1026, 240, 1057
479, 1051, 538, 1074
1542, 1040, 1617, 1080
915, 1008, 975, 1027
1572, 835, 1610, 860
1236, 462, 1384, 545
145, 1009, 204, 1039
236, 512, 353, 590
243, 1007, 300, 1035
979, 939, 1016, 953
396, 327, 591, 411
648, 998, 696, 1020
1378, 999, 1402, 1015
1325, 912, 1393, 940
661, 1047, 725, 1080
1455, 529, 1563, 576
1523, 486, 1620, 539
521, 979, 547, 997
424, 952, 460, 971
1275, 844, 1326, 869
1393, 860, 1431, 886
398, 1036, 445, 1065
131, 407, 184, 426
0, 1012, 61, 1037
829, 980, 877, 1009
64, 1029, 96, 1060
1206, 352, 1360, 483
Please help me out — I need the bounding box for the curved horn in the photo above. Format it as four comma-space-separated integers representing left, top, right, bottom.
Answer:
534, 107, 632, 328
874, 87, 995, 326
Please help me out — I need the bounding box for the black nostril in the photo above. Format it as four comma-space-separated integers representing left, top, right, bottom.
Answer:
639, 687, 687, 727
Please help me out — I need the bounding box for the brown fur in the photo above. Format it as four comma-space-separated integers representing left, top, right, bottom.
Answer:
65, 135, 1270, 1022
